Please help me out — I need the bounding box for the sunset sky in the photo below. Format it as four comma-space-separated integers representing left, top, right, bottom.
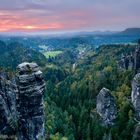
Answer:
0, 0, 140, 32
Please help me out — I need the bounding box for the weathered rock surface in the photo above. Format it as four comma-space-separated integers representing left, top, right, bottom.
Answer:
118, 53, 134, 70
16, 62, 45, 140
118, 40, 140, 72
0, 62, 45, 140
0, 72, 17, 135
131, 73, 140, 121
96, 88, 117, 127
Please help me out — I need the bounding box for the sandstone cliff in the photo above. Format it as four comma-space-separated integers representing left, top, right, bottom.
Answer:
0, 72, 17, 135
16, 62, 45, 140
96, 88, 117, 127
118, 40, 140, 72
0, 62, 45, 140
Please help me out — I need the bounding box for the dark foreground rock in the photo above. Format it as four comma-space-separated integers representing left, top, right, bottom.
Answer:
0, 73, 17, 135
16, 62, 45, 140
96, 88, 117, 127
0, 62, 45, 140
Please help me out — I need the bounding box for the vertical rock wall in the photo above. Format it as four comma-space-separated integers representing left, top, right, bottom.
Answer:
0, 73, 17, 135
96, 88, 117, 127
16, 62, 45, 140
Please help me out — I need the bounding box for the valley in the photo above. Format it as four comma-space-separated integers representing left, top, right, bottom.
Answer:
0, 30, 140, 140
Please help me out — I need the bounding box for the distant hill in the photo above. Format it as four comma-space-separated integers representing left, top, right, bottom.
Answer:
119, 28, 140, 35
0, 41, 46, 69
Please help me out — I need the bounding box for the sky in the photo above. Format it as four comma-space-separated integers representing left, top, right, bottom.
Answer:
0, 0, 140, 32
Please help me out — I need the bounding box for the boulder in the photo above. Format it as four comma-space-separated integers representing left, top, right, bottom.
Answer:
96, 88, 117, 127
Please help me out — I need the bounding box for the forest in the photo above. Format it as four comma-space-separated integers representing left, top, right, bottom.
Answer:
0, 38, 140, 140
43, 43, 137, 140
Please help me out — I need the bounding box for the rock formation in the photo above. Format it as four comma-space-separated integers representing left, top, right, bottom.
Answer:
0, 73, 17, 135
16, 62, 45, 140
118, 53, 134, 70
118, 40, 140, 72
131, 73, 140, 121
0, 62, 45, 140
96, 88, 117, 127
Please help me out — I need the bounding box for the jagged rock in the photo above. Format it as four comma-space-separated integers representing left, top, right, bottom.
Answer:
0, 62, 45, 139
118, 40, 140, 72
16, 62, 45, 140
0, 72, 17, 135
96, 88, 117, 127
131, 73, 140, 121
118, 53, 134, 71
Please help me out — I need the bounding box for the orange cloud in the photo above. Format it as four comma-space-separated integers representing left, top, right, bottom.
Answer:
0, 9, 92, 32
0, 20, 63, 32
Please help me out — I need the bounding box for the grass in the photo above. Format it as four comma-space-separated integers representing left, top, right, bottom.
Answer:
44, 51, 63, 59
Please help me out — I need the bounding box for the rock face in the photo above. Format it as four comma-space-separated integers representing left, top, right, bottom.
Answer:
96, 88, 117, 127
118, 53, 134, 70
0, 73, 17, 135
16, 62, 45, 140
131, 73, 140, 121
0, 62, 45, 140
118, 40, 140, 72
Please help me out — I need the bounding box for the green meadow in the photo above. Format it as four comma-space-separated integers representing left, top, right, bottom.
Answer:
44, 51, 63, 59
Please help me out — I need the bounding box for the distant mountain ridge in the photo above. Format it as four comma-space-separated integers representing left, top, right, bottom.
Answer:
0, 28, 140, 37
118, 28, 140, 35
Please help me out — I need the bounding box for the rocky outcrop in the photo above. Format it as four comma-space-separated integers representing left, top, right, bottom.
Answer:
118, 40, 140, 72
118, 53, 134, 70
16, 62, 45, 140
0, 72, 17, 135
0, 62, 45, 140
96, 88, 117, 127
134, 46, 140, 73
131, 73, 140, 121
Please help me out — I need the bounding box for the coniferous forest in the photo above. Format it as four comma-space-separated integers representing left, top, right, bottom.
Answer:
0, 35, 140, 140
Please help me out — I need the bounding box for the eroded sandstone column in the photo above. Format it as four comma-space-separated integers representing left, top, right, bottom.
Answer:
16, 62, 45, 140
96, 88, 117, 127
